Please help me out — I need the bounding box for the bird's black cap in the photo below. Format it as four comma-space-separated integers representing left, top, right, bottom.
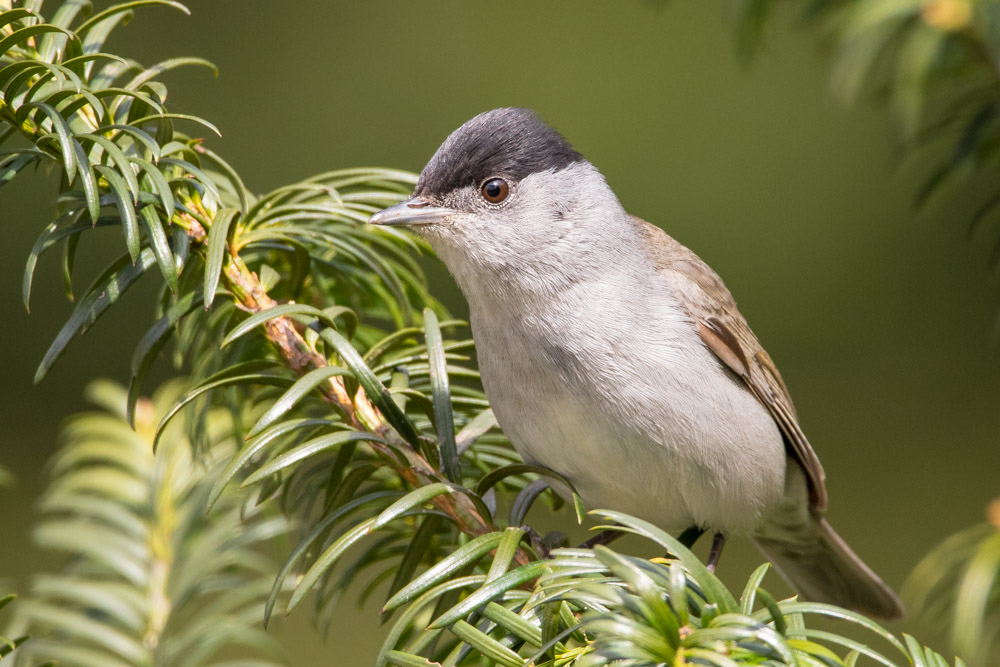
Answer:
414, 108, 584, 199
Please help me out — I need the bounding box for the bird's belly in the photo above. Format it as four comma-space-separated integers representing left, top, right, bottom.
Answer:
477, 319, 787, 536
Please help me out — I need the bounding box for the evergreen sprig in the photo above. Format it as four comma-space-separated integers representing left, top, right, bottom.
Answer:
0, 596, 32, 664
905, 500, 1000, 667
9, 380, 288, 666
731, 0, 1000, 251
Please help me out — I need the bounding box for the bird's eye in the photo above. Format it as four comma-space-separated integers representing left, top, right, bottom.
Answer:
481, 178, 510, 204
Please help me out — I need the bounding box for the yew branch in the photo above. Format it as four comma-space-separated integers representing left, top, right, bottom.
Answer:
210, 236, 524, 559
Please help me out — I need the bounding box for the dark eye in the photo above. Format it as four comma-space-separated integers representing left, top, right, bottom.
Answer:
481, 178, 510, 204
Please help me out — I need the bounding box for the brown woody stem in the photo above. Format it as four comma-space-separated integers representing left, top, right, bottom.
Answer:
198, 228, 525, 562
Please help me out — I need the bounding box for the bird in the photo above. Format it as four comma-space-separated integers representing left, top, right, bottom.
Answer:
368, 107, 903, 619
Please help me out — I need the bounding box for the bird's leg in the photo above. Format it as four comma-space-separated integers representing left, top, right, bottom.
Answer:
579, 529, 625, 550
706, 531, 728, 573
677, 526, 706, 549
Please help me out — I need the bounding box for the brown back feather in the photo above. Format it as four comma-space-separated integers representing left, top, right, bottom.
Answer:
633, 217, 828, 511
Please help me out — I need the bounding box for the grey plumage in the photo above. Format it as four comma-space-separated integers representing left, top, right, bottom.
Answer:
369, 107, 904, 619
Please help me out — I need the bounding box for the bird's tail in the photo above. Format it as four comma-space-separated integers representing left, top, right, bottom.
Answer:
752, 514, 904, 620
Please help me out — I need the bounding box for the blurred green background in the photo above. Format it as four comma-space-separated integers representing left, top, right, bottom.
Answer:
2, 1, 998, 663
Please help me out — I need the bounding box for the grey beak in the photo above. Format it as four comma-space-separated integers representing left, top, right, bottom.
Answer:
369, 198, 455, 226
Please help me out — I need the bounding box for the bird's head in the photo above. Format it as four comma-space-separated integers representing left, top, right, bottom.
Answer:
369, 108, 626, 293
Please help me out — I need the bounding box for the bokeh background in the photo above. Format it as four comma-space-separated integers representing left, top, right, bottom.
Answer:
2, 1, 998, 663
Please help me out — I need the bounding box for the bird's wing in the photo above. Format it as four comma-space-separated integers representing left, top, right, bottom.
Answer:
633, 217, 828, 511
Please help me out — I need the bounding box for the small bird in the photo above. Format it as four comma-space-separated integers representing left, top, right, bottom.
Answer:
369, 108, 903, 619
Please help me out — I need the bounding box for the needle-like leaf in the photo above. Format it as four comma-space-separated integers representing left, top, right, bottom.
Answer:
202, 207, 239, 308
241, 431, 384, 487
138, 205, 176, 290
0, 25, 72, 60
94, 165, 140, 261
319, 327, 422, 446
423, 308, 460, 481
20, 102, 77, 183
428, 560, 550, 629
383, 531, 507, 613
244, 365, 350, 437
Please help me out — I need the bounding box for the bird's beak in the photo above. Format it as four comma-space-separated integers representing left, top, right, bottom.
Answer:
368, 198, 455, 227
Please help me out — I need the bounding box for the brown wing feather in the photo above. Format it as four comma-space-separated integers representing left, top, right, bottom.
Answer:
634, 217, 828, 511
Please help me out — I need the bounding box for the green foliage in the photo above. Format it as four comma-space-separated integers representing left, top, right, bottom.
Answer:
905, 500, 1000, 666
0, 595, 31, 663
376, 512, 963, 666
730, 0, 1000, 235
0, 0, 434, 396
6, 380, 287, 667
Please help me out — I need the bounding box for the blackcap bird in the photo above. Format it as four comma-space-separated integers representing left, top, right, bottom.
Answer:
369, 107, 903, 619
